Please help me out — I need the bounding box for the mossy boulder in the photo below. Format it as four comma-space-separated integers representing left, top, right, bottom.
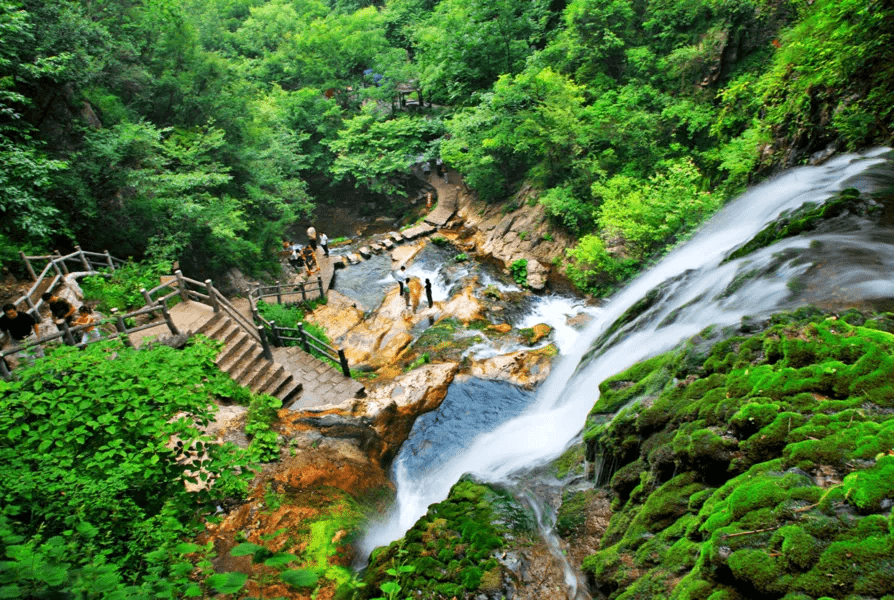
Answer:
355, 479, 533, 599
580, 309, 894, 600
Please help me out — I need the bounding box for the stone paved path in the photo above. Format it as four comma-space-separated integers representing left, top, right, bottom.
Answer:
424, 169, 460, 227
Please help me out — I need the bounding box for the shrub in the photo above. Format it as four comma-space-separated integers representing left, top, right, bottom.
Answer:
509, 259, 528, 286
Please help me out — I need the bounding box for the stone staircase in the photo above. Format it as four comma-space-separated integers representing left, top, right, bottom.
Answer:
196, 313, 303, 405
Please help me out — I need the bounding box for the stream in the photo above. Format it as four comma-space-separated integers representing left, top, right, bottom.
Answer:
356, 148, 894, 596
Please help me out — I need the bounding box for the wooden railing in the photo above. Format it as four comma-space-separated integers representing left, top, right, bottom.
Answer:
250, 277, 325, 305
10, 245, 125, 316
247, 282, 350, 377
3, 249, 351, 381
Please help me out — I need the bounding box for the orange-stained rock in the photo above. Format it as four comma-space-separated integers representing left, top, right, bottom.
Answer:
469, 346, 556, 389
304, 290, 364, 340
358, 362, 459, 464
437, 284, 485, 324
528, 323, 552, 345
488, 323, 512, 333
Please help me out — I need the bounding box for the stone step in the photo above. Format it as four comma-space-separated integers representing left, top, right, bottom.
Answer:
217, 334, 253, 372
243, 358, 274, 390
229, 344, 263, 383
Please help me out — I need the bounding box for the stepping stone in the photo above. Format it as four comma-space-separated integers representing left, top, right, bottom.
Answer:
347, 253, 361, 264
402, 223, 436, 240
389, 231, 404, 243
358, 247, 372, 259
382, 239, 395, 250
369, 243, 383, 254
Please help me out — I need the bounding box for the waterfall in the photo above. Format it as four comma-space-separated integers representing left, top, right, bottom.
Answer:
360, 148, 894, 561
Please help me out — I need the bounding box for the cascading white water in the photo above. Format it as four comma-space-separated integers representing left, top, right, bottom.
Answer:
360, 148, 894, 565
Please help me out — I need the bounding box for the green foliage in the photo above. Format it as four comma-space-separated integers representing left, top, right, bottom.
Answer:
442, 67, 591, 202
245, 393, 283, 463
595, 158, 720, 260
759, 0, 894, 152
0, 338, 250, 588
357, 479, 529, 599
411, 0, 552, 105
509, 259, 528, 287
453, 252, 468, 262
326, 109, 445, 196
80, 260, 169, 313
405, 353, 430, 371
540, 185, 596, 235
565, 234, 638, 296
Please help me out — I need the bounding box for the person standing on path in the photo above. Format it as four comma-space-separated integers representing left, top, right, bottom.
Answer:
319, 232, 329, 256
307, 226, 317, 250
394, 265, 408, 296
425, 278, 433, 308
0, 304, 43, 359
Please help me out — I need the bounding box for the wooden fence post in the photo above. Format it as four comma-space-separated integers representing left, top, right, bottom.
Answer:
60, 320, 76, 346
104, 250, 116, 272
160, 302, 180, 336
20, 251, 37, 281
112, 309, 134, 348
75, 245, 90, 271
338, 348, 350, 377
269, 321, 283, 346
298, 323, 310, 353
276, 281, 282, 305
50, 256, 63, 278
317, 275, 324, 299
54, 251, 70, 276
24, 296, 37, 313
0, 353, 10, 380
141, 288, 160, 319
175, 270, 189, 302
205, 280, 220, 312
258, 325, 273, 361
300, 283, 307, 302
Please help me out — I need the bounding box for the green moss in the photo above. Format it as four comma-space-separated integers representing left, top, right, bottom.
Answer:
842, 454, 894, 513
557, 489, 598, 537
728, 548, 791, 595
592, 352, 676, 414
357, 479, 529, 599
724, 189, 869, 263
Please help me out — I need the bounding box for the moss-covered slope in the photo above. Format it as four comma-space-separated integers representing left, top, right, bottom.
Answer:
353, 479, 533, 599
581, 310, 894, 599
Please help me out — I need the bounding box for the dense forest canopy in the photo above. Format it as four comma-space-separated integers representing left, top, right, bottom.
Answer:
1, 0, 892, 289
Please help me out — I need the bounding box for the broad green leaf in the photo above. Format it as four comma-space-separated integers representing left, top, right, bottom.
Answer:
279, 569, 319, 589
206, 571, 247, 594
263, 552, 297, 568
229, 542, 266, 557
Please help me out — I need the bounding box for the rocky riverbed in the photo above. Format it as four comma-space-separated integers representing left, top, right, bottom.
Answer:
198, 206, 599, 598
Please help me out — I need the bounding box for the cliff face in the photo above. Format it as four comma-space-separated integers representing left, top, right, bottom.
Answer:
448, 183, 578, 291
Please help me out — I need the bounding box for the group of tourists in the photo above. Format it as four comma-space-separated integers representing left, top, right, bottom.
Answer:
393, 265, 434, 312
1, 292, 103, 364
282, 226, 330, 277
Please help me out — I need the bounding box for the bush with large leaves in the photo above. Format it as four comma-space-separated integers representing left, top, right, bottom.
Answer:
0, 338, 251, 586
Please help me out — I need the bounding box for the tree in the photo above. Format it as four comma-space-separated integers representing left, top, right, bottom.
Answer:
442, 67, 590, 201
326, 106, 444, 196
412, 0, 552, 104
